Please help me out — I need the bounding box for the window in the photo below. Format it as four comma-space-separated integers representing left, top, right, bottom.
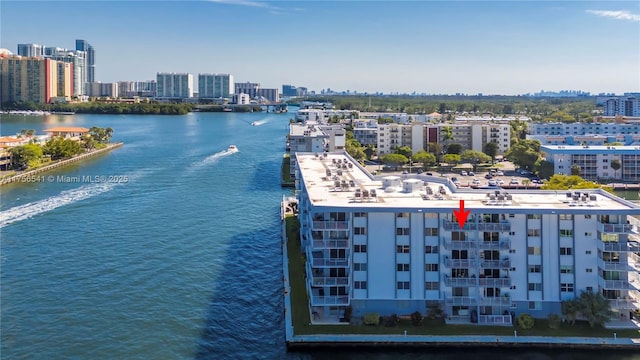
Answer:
560, 283, 574, 292
354, 212, 367, 218
528, 265, 541, 273
586, 286, 593, 292
425, 227, 439, 236
397, 263, 410, 272
452, 231, 466, 241
354, 227, 367, 235
560, 265, 573, 274
527, 214, 541, 220
586, 250, 592, 255
509, 214, 515, 218
559, 214, 573, 220
585, 232, 592, 237
509, 231, 515, 236
397, 281, 410, 290
529, 301, 542, 310
560, 247, 573, 256
425, 246, 438, 254
528, 283, 542, 291
354, 281, 367, 290
354, 245, 367, 253
424, 213, 437, 219
584, 215, 591, 219
397, 212, 410, 218
396, 227, 410, 236
396, 245, 410, 253
559, 229, 573, 238
527, 246, 541, 255
527, 229, 541, 237
425, 263, 439, 272
354, 263, 367, 271
425, 282, 439, 290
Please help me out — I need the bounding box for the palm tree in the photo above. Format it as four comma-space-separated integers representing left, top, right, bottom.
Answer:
441, 126, 454, 153
576, 290, 612, 328
522, 179, 531, 189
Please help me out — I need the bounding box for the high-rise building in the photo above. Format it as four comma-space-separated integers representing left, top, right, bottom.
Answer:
17, 44, 44, 57
156, 73, 193, 98
75, 40, 95, 83
0, 55, 73, 103
234, 82, 260, 98
256, 88, 279, 103
46, 50, 86, 96
86, 82, 118, 98
603, 94, 640, 117
198, 73, 234, 99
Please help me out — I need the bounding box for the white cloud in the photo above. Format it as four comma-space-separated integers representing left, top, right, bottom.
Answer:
207, 0, 274, 9
586, 10, 640, 22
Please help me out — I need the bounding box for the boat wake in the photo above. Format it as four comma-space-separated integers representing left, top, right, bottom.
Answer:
189, 148, 238, 169
251, 119, 268, 126
0, 182, 116, 228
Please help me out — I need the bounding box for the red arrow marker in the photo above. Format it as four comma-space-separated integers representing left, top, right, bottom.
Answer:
453, 200, 471, 228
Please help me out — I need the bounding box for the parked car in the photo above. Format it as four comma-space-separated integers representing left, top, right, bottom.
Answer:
510, 178, 519, 185
461, 171, 468, 176
485, 174, 493, 179
496, 178, 505, 185
496, 170, 504, 176
468, 171, 475, 176
426, 172, 433, 176
488, 180, 498, 186
472, 179, 481, 185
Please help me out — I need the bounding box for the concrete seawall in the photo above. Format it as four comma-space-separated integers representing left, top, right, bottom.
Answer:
0, 142, 123, 186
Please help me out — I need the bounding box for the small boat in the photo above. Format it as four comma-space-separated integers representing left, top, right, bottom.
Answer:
251, 122, 257, 126
227, 145, 238, 152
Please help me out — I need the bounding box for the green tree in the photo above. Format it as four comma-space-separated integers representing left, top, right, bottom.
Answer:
441, 126, 454, 152
9, 143, 43, 169
576, 289, 612, 328
570, 164, 581, 176
427, 142, 443, 164
442, 153, 461, 166
535, 159, 554, 180
611, 159, 621, 179
446, 143, 462, 155
363, 145, 376, 160
381, 153, 408, 170
42, 137, 84, 160
540, 174, 610, 192
562, 299, 580, 325
394, 145, 413, 158
460, 150, 491, 172
483, 142, 498, 163
505, 140, 541, 171
345, 139, 365, 162
89, 127, 113, 143
412, 151, 436, 168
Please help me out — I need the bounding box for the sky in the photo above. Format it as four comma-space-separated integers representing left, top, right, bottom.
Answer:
1, 0, 639, 95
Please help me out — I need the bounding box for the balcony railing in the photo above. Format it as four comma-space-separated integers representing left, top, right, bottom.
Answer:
598, 258, 633, 272
310, 294, 350, 306
480, 297, 511, 306
481, 259, 511, 269
444, 240, 477, 250
312, 239, 349, 249
312, 220, 349, 230
608, 298, 638, 309
598, 223, 636, 234
479, 239, 511, 250
445, 276, 477, 287
442, 220, 511, 232
599, 278, 637, 290
312, 276, 350, 287
307, 248, 350, 268
446, 296, 477, 306
478, 277, 511, 287
598, 241, 637, 252
478, 315, 512, 325
444, 258, 478, 268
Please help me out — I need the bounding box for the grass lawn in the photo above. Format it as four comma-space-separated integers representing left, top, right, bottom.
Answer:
285, 218, 640, 338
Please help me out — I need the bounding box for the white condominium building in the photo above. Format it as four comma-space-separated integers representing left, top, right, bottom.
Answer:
295, 151, 640, 325
198, 73, 234, 99
156, 73, 193, 99
541, 145, 640, 182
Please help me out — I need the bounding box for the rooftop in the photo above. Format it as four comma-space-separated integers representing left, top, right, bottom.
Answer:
296, 152, 640, 214
541, 145, 640, 154
44, 127, 89, 133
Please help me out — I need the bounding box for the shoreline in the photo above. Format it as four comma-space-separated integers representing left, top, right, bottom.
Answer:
0, 142, 123, 186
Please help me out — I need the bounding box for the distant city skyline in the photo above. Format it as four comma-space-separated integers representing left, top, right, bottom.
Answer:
1, 1, 639, 95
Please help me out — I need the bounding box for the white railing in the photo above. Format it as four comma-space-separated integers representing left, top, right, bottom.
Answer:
608, 298, 638, 309
598, 223, 636, 234
310, 295, 350, 306
312, 220, 349, 230
481, 259, 511, 268
599, 241, 636, 252
480, 297, 511, 306
446, 296, 477, 306
312, 277, 350, 287
312, 239, 349, 249
444, 258, 478, 268
444, 240, 477, 250
479, 315, 512, 325
442, 220, 511, 232
444, 276, 477, 287
478, 277, 511, 287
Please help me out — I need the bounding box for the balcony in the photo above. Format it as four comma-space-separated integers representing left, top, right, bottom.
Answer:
478, 315, 512, 325
598, 241, 638, 252
442, 220, 511, 232
479, 239, 511, 250
608, 298, 638, 310
481, 259, 511, 269
312, 276, 350, 287
478, 277, 511, 287
309, 293, 350, 306
597, 223, 636, 234
444, 258, 479, 268
446, 296, 477, 306
307, 249, 349, 268
480, 297, 511, 306
312, 239, 349, 249
312, 220, 349, 230
599, 278, 639, 291
444, 239, 477, 250
598, 258, 634, 272
444, 276, 477, 287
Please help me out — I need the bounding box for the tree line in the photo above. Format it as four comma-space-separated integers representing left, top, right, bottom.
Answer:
3, 101, 193, 115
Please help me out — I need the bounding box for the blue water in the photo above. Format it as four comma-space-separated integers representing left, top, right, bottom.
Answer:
1, 112, 638, 360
